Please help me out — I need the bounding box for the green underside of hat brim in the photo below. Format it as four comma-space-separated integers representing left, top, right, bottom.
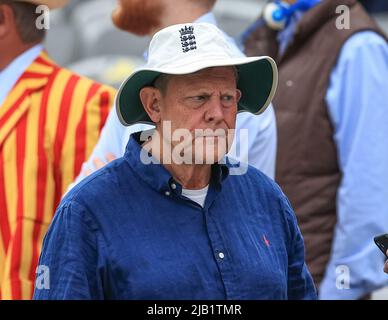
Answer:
116, 58, 277, 126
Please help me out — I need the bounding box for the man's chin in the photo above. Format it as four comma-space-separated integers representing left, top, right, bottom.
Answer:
194, 149, 229, 165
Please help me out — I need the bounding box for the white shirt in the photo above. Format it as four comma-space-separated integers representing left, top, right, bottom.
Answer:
69, 12, 277, 191
0, 44, 44, 107
182, 185, 209, 208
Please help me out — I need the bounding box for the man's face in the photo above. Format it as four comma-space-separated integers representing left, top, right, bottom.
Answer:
112, 0, 163, 36
157, 67, 241, 164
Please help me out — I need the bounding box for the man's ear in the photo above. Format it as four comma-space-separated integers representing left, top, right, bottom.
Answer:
0, 4, 15, 39
139, 86, 162, 124
236, 89, 242, 104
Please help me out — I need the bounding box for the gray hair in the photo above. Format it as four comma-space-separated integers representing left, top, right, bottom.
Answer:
153, 66, 239, 96
0, 0, 46, 44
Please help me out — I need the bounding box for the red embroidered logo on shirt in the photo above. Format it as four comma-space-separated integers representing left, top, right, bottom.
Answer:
263, 235, 270, 247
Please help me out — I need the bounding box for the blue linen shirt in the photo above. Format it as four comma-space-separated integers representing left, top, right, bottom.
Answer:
241, 1, 388, 299
34, 133, 316, 300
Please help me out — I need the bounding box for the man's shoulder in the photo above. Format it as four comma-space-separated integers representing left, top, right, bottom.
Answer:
62, 157, 129, 207
39, 53, 115, 93
50, 157, 136, 233
54, 65, 117, 97
228, 163, 282, 197
343, 30, 387, 51
225, 163, 296, 230
39, 52, 116, 102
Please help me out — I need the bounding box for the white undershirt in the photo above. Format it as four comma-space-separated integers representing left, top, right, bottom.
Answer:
181, 185, 209, 208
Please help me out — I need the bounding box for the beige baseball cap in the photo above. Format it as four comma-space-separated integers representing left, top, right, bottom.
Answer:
14, 0, 69, 9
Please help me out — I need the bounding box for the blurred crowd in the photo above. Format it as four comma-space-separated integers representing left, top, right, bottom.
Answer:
45, 0, 270, 87
44, 0, 388, 88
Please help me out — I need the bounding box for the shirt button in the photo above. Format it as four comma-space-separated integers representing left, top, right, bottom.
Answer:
286, 80, 293, 87
218, 252, 225, 259
165, 191, 171, 196
171, 183, 177, 190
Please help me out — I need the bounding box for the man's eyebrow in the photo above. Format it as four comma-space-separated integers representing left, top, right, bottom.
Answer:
185, 87, 236, 92
182, 89, 210, 95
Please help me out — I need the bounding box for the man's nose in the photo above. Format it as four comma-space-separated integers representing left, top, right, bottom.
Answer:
204, 96, 225, 123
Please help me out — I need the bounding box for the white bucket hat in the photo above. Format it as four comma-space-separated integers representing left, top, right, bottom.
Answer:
116, 22, 278, 126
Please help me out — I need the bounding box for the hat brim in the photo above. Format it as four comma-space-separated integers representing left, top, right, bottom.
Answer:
116, 56, 278, 126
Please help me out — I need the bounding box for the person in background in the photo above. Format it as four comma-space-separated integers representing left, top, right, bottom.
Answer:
34, 23, 316, 300
0, 0, 116, 299
242, 0, 388, 299
70, 0, 278, 190
359, 0, 388, 13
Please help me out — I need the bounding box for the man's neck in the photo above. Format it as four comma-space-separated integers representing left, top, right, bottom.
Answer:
150, 3, 210, 36
0, 41, 39, 72
165, 162, 212, 190
143, 133, 212, 189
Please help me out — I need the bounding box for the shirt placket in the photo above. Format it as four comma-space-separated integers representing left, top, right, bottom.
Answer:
201, 187, 240, 300
165, 172, 239, 299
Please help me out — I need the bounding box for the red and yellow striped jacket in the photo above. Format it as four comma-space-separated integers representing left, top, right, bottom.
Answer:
0, 51, 116, 300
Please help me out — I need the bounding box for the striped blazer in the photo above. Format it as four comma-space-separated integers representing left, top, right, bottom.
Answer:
0, 51, 116, 299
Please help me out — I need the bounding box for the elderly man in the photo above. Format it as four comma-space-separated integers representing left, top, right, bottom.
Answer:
33, 23, 316, 300
70, 0, 277, 191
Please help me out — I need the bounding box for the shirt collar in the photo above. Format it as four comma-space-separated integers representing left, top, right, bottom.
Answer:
124, 132, 229, 195
0, 44, 44, 107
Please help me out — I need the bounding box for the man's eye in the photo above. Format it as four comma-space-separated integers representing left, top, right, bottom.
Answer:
221, 95, 236, 105
222, 95, 234, 101
192, 96, 206, 101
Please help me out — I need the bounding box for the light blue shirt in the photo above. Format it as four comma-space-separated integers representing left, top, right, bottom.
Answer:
70, 12, 278, 190
277, 4, 388, 299
0, 44, 43, 107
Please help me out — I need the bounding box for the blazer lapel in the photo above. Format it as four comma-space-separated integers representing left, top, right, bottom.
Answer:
0, 51, 55, 148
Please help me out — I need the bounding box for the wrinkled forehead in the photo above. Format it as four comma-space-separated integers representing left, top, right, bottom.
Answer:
154, 66, 239, 92
180, 66, 238, 80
